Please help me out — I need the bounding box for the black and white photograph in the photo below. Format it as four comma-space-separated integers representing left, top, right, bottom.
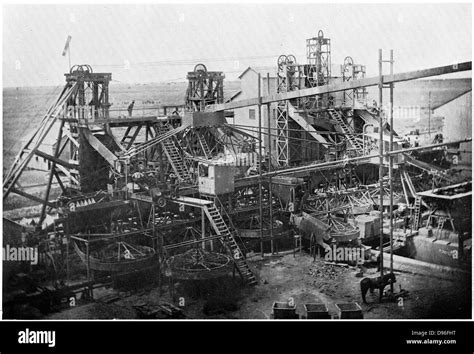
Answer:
1, 1, 472, 328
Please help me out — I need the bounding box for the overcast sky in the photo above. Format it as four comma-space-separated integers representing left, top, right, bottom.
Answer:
2, 3, 472, 87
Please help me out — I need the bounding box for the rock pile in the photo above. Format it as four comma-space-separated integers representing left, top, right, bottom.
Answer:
308, 261, 350, 280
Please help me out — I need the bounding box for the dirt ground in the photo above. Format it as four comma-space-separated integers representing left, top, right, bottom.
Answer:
237, 253, 471, 319
45, 252, 471, 320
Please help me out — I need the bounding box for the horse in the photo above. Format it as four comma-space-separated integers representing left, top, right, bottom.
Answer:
360, 272, 396, 304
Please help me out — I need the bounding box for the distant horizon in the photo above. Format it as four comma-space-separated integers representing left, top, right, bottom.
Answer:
2, 73, 471, 90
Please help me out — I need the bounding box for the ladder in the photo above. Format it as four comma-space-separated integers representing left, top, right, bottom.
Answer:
203, 203, 257, 285
157, 125, 190, 182
402, 170, 429, 230
327, 109, 364, 154
412, 196, 422, 230
197, 133, 212, 159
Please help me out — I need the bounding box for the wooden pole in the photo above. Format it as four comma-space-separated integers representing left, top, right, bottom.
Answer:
389, 49, 394, 289
267, 73, 274, 254
65, 220, 70, 285
258, 74, 264, 257
86, 240, 92, 298
202, 208, 207, 250
39, 119, 65, 225
428, 91, 432, 138
378, 49, 384, 277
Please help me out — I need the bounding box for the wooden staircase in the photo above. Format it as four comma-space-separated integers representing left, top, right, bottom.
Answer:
203, 203, 257, 285
197, 133, 212, 159
328, 109, 364, 154
157, 125, 190, 182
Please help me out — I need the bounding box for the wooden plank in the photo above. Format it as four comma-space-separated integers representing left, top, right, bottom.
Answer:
10, 188, 55, 208
126, 124, 142, 150
55, 163, 80, 185
53, 171, 66, 192
81, 128, 119, 168
171, 196, 213, 207
287, 103, 329, 145
35, 150, 76, 169
63, 131, 80, 147
211, 61, 471, 111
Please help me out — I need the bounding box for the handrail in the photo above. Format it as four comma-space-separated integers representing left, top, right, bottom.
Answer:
213, 195, 250, 256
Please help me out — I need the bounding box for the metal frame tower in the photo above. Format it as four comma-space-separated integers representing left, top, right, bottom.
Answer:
276, 55, 291, 166
306, 30, 331, 87
342, 56, 354, 106
306, 30, 332, 112
353, 64, 367, 105
65, 65, 112, 189
185, 64, 224, 112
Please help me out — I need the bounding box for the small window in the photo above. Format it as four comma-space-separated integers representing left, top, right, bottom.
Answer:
199, 164, 209, 177
249, 109, 256, 120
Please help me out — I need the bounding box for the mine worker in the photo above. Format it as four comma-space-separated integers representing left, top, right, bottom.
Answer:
370, 100, 379, 114
128, 100, 135, 117
414, 135, 419, 147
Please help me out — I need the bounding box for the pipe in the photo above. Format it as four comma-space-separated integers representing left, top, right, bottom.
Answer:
252, 138, 472, 179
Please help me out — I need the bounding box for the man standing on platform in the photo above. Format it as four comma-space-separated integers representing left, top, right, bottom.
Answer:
128, 100, 135, 117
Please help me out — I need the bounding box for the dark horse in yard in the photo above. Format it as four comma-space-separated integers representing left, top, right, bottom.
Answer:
360, 272, 396, 304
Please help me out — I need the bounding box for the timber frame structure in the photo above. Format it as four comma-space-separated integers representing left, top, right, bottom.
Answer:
3, 30, 472, 293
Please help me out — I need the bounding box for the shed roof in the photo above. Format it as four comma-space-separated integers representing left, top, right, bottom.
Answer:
238, 66, 278, 79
